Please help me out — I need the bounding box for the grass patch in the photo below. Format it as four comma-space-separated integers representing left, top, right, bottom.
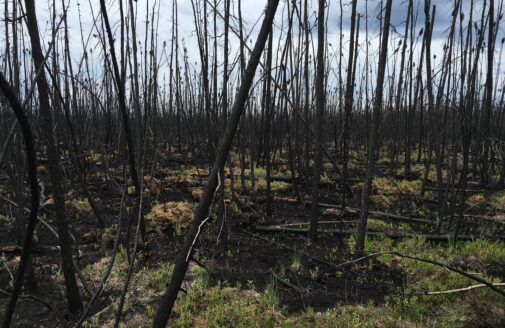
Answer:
463, 191, 505, 211
173, 281, 282, 328
368, 236, 505, 327
233, 176, 291, 193
352, 177, 422, 209
147, 263, 174, 292
491, 191, 505, 210
466, 193, 485, 207
455, 239, 505, 264
367, 218, 412, 233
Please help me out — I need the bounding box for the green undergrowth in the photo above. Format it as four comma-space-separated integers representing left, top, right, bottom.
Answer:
169, 277, 411, 328
365, 236, 505, 327
232, 170, 291, 193
147, 263, 174, 292
247, 179, 291, 193
155, 237, 505, 327
367, 218, 412, 233
140, 241, 505, 328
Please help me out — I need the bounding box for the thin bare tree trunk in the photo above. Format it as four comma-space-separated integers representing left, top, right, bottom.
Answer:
482, 0, 495, 186
23, 0, 83, 314
152, 1, 280, 325
340, 0, 358, 246
355, 0, 393, 253
309, 0, 326, 243
99, 0, 146, 241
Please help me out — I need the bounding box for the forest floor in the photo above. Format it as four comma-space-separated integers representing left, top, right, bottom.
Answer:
1, 150, 505, 327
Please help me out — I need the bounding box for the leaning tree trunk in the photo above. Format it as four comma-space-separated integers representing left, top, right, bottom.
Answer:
99, 0, 146, 241
0, 72, 39, 327
152, 1, 280, 326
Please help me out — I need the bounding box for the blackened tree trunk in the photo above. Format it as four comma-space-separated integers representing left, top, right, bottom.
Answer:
0, 71, 39, 327
99, 0, 146, 241
152, 1, 280, 326
390, 0, 412, 177
355, 0, 393, 253
23, 0, 83, 315
309, 0, 326, 242
340, 0, 358, 245
482, 0, 495, 186
265, 31, 274, 216
303, 0, 311, 174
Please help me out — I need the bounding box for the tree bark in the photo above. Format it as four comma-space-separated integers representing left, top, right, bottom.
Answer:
355, 0, 393, 253
0, 71, 39, 327
309, 0, 326, 242
152, 1, 280, 326
23, 0, 83, 315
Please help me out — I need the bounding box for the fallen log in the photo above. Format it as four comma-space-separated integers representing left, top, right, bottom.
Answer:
242, 229, 340, 268
403, 195, 439, 205
267, 175, 363, 184
0, 244, 60, 254
459, 214, 505, 226
267, 175, 302, 183
314, 203, 434, 225
438, 214, 505, 227
270, 270, 304, 294
0, 288, 55, 313
425, 180, 482, 188
424, 186, 483, 193
281, 220, 358, 227
410, 283, 505, 296
254, 225, 505, 241
0, 194, 77, 243
0, 195, 92, 295
240, 195, 300, 204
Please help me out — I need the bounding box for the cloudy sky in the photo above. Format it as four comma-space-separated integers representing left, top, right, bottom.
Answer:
4, 0, 502, 94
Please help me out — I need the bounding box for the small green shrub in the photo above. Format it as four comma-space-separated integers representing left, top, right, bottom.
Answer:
147, 263, 174, 292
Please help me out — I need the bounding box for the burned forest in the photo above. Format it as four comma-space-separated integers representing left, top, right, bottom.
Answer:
2, 0, 505, 327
